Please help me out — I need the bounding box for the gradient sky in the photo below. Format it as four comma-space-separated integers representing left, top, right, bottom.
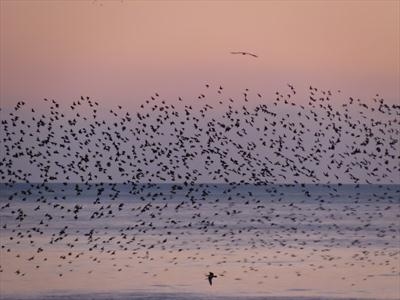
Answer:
1, 0, 399, 109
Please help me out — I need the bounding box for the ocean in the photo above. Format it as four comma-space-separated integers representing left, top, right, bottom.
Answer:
0, 183, 399, 299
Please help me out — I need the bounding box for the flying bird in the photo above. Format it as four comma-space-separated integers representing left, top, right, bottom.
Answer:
207, 272, 217, 285
231, 51, 258, 58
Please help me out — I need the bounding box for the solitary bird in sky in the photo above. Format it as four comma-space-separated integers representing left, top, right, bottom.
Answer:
207, 272, 217, 286
230, 51, 258, 58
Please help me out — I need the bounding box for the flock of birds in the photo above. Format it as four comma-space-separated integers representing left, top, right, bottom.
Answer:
0, 84, 399, 292
1, 84, 399, 185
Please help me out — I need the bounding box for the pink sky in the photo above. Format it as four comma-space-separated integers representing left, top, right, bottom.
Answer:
1, 0, 399, 108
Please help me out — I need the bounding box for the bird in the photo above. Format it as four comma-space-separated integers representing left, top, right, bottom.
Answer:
207, 272, 217, 285
230, 51, 258, 58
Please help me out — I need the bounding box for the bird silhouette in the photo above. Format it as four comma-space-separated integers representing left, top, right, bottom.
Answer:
230, 51, 258, 58
207, 272, 217, 285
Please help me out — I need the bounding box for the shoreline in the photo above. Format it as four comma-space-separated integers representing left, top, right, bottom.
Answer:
1, 291, 393, 300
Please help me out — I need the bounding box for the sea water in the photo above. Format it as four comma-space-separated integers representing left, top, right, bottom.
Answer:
0, 183, 399, 299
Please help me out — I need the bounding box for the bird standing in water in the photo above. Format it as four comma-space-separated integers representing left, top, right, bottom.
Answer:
207, 272, 217, 286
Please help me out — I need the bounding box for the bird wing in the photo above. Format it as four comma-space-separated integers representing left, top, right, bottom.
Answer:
231, 51, 258, 57
208, 276, 212, 285
243, 52, 257, 57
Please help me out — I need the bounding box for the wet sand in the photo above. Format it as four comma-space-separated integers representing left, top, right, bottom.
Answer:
1, 292, 388, 300
1, 245, 398, 299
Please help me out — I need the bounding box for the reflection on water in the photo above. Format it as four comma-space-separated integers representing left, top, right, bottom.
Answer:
1, 183, 399, 299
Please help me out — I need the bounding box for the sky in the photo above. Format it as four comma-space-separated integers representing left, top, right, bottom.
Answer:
1, 0, 399, 109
